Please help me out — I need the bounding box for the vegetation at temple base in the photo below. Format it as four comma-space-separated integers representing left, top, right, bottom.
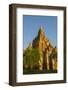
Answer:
23, 46, 57, 75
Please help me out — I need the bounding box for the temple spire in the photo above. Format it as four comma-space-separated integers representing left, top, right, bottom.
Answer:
40, 26, 44, 31
38, 25, 45, 37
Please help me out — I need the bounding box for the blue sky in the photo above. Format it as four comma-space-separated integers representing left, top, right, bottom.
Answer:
23, 15, 57, 49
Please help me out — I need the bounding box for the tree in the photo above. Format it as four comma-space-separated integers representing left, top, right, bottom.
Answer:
23, 47, 43, 70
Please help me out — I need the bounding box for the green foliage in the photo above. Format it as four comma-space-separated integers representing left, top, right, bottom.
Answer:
23, 48, 43, 70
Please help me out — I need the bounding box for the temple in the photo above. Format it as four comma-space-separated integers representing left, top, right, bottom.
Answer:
24, 26, 57, 72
